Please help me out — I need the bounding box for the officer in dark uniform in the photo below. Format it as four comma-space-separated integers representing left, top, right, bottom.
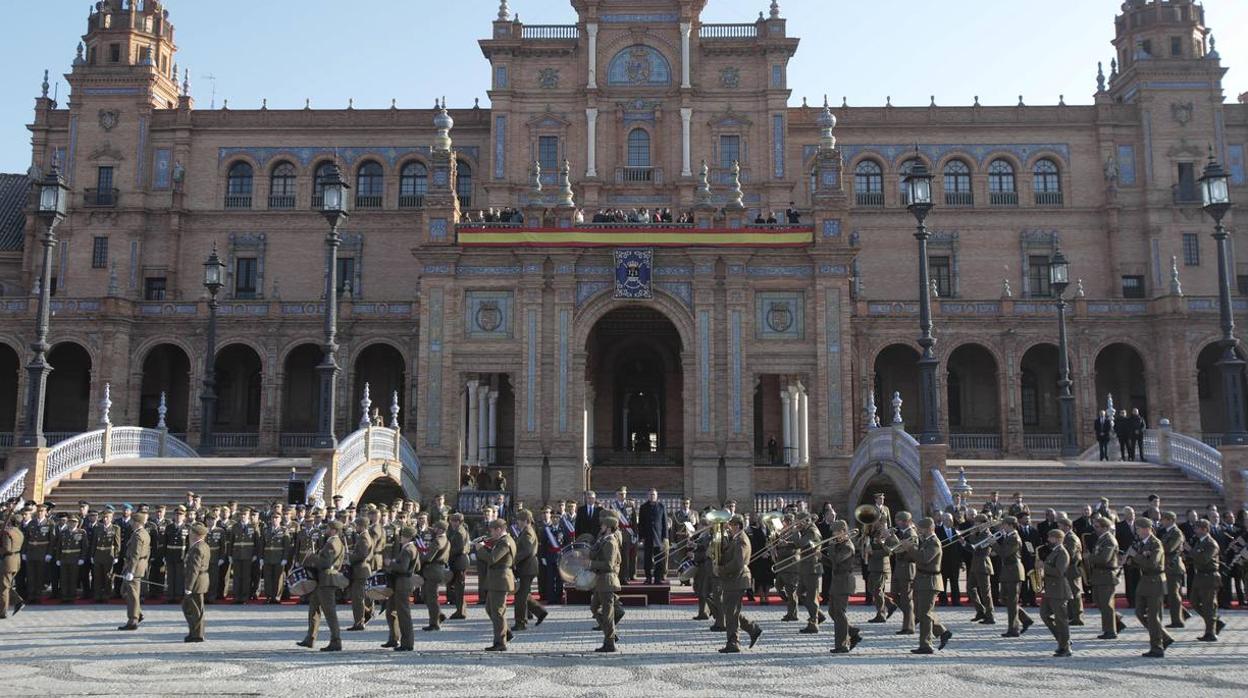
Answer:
164, 506, 191, 603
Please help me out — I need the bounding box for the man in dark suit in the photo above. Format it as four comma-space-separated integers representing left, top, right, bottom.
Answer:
1038, 509, 1060, 538
638, 489, 668, 585
1094, 410, 1113, 461
1115, 507, 1138, 607
1114, 409, 1132, 460
1130, 409, 1147, 462
1017, 512, 1042, 606
935, 513, 961, 606
575, 491, 603, 538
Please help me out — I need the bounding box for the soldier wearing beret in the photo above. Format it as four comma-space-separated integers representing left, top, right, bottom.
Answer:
419, 519, 451, 631
1038, 529, 1073, 656
478, 517, 517, 651
383, 525, 419, 652
118, 510, 151, 631
1125, 517, 1173, 657
1057, 517, 1084, 626
262, 510, 292, 605
824, 520, 861, 653
1088, 516, 1127, 639
1158, 511, 1189, 628
992, 516, 1034, 637
1, 515, 25, 618
182, 523, 211, 642
446, 512, 471, 620
716, 514, 762, 653
346, 518, 375, 631
1188, 519, 1226, 642
91, 508, 121, 602
299, 519, 345, 652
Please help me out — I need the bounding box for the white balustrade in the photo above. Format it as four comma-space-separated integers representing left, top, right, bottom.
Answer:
43, 426, 198, 486
0, 468, 28, 501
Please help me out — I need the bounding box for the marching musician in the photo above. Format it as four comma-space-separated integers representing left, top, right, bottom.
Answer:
716, 514, 762, 653
775, 512, 800, 622
865, 520, 894, 623
689, 513, 714, 622
1125, 517, 1173, 658
368, 505, 387, 602
795, 513, 824, 634
1057, 517, 1085, 626
476, 518, 516, 651
967, 514, 995, 625
383, 524, 419, 652
746, 513, 771, 604
1039, 529, 1073, 657
346, 518, 375, 631
117, 509, 150, 631
298, 519, 345, 652
1188, 518, 1226, 642
1158, 512, 1189, 628
512, 509, 548, 631
181, 522, 210, 643
890, 512, 917, 635
1, 514, 25, 618
445, 512, 471, 620
590, 511, 623, 653
261, 510, 291, 605
824, 520, 862, 654
474, 505, 499, 607
911, 517, 952, 654
419, 519, 450, 631
991, 516, 1034, 637
1089, 516, 1127, 639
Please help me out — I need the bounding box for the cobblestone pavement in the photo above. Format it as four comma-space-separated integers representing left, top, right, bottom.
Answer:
1, 603, 1245, 697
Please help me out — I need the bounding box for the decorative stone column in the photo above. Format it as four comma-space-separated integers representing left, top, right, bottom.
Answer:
679, 22, 692, 89
780, 387, 792, 466
798, 385, 810, 466
465, 377, 479, 471
477, 382, 490, 467
680, 108, 693, 177
586, 108, 599, 178
586, 23, 599, 89
487, 388, 499, 465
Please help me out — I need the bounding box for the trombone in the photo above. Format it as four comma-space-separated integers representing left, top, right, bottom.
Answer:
885, 536, 917, 555
772, 531, 856, 574
666, 511, 731, 559
748, 517, 803, 563
941, 519, 999, 548
970, 529, 1006, 550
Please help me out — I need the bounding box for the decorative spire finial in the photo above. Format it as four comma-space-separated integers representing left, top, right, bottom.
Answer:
929, 278, 939, 298
529, 160, 543, 202
891, 391, 903, 426
100, 383, 113, 427
74, 42, 85, 66
498, 0, 511, 21
1002, 277, 1012, 298
695, 159, 713, 207
433, 98, 454, 153
555, 159, 575, 208
726, 160, 745, 210
769, 0, 781, 19
1076, 279, 1085, 298
182, 68, 189, 95
41, 69, 49, 98
389, 391, 401, 429
1096, 61, 1106, 92
974, 95, 980, 107
1209, 33, 1219, 59
865, 384, 879, 429
1169, 256, 1183, 296
157, 392, 168, 430
359, 383, 373, 430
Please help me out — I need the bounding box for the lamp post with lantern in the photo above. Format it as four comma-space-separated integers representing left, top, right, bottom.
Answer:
1200, 150, 1247, 445
18, 167, 69, 448
198, 245, 225, 454
1049, 247, 1079, 458
903, 157, 942, 444
314, 163, 350, 449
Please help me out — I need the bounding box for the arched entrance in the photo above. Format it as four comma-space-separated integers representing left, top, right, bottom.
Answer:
358, 477, 406, 508
44, 342, 92, 434
947, 344, 1001, 448
1197, 342, 1248, 438
353, 343, 405, 427
1095, 343, 1148, 419
214, 344, 262, 435
585, 307, 684, 483
854, 474, 906, 513
282, 344, 322, 434
874, 344, 923, 428
1019, 343, 1060, 436
0, 343, 18, 439
139, 344, 191, 433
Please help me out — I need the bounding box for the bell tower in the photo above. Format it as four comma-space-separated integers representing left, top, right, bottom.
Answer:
69, 0, 181, 110
1106, 0, 1222, 103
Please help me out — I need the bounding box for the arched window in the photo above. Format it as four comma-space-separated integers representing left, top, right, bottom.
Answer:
626, 129, 652, 182
399, 162, 428, 208
988, 159, 1017, 206
456, 160, 473, 208
899, 159, 922, 206
312, 162, 336, 208
355, 161, 384, 208
1033, 159, 1063, 205
225, 162, 253, 208
268, 162, 296, 209
943, 160, 973, 206
854, 160, 884, 207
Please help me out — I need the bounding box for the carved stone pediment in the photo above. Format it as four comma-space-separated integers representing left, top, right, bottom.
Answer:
88, 141, 125, 162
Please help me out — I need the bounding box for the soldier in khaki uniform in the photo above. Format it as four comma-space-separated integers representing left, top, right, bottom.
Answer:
1039, 529, 1073, 657
773, 513, 799, 622
512, 510, 547, 631
890, 512, 917, 634
910, 517, 952, 654
22, 503, 54, 603
1188, 519, 1225, 641
1125, 517, 1173, 658
91, 508, 121, 602
229, 511, 260, 603
419, 520, 450, 631
346, 518, 375, 631
1158, 512, 1189, 628
164, 507, 190, 604
261, 511, 292, 604
1, 515, 25, 618
992, 516, 1034, 637
55, 516, 88, 602
1088, 516, 1127, 639
298, 519, 345, 652
1058, 517, 1084, 625
967, 514, 995, 624
118, 511, 151, 631
824, 520, 862, 653
589, 512, 624, 652
865, 521, 893, 623
182, 522, 211, 642
716, 514, 762, 653
446, 512, 470, 619
476, 518, 516, 651
795, 514, 824, 634
383, 525, 419, 652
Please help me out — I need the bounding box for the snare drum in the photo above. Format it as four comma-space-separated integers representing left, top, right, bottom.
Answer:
677, 558, 697, 583
286, 566, 316, 596
364, 572, 393, 601
574, 569, 598, 591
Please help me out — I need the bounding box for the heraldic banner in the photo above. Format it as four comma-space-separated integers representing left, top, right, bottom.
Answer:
614, 248, 653, 300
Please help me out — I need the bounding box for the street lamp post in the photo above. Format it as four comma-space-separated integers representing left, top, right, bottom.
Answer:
903, 158, 942, 444
199, 246, 225, 454
314, 163, 350, 449
1200, 151, 1247, 445
18, 167, 69, 448
1049, 247, 1079, 458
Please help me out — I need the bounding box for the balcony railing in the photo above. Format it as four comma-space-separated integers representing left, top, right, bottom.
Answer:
268, 195, 296, 209
1173, 185, 1201, 206
1201, 433, 1224, 448
0, 432, 13, 449
355, 195, 383, 209
590, 447, 683, 467
279, 433, 318, 452
311, 195, 324, 209
457, 490, 513, 517
83, 188, 119, 207
754, 492, 810, 513
950, 433, 1003, 452
700, 23, 760, 39
45, 432, 82, 446
209, 432, 259, 450
989, 191, 1019, 206
944, 191, 974, 207
521, 24, 579, 40
398, 194, 426, 209
1022, 433, 1061, 452
224, 195, 252, 209
618, 166, 657, 184
1034, 191, 1064, 206
855, 191, 885, 207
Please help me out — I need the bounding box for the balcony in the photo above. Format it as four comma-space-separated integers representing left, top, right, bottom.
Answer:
950, 433, 1003, 453
1023, 433, 1061, 453
279, 433, 317, 453
1035, 191, 1064, 206
355, 195, 383, 210
224, 195, 252, 209
989, 191, 1019, 207
700, 23, 760, 39
83, 188, 119, 207
398, 194, 426, 209
855, 191, 885, 207
268, 195, 296, 210
944, 191, 974, 207
591, 447, 683, 467
1173, 185, 1201, 206
617, 166, 660, 184
311, 195, 324, 209
521, 24, 579, 40
208, 432, 260, 450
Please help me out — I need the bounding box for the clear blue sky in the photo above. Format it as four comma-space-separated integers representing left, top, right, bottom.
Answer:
1, 0, 1245, 172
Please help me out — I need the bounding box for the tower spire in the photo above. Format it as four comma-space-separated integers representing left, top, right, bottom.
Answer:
498, 0, 511, 22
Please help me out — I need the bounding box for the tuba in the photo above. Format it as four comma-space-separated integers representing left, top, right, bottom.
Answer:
704, 509, 732, 567
854, 504, 881, 527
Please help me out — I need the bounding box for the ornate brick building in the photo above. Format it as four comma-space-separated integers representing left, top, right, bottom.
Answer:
1, 0, 1246, 508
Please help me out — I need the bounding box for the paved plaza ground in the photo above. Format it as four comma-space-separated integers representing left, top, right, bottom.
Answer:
0, 602, 1245, 697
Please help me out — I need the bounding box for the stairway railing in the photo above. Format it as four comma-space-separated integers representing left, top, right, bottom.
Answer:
851, 425, 920, 485
0, 468, 28, 502
1144, 423, 1223, 493
44, 426, 199, 487
931, 468, 954, 511
336, 425, 417, 489
307, 466, 328, 506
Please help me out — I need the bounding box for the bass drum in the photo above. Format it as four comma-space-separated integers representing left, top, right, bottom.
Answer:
287, 566, 316, 596
574, 569, 598, 591
365, 572, 394, 601
558, 542, 594, 585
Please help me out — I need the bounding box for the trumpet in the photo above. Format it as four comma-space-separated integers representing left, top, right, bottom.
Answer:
749, 520, 803, 562
971, 530, 1007, 550
885, 536, 917, 555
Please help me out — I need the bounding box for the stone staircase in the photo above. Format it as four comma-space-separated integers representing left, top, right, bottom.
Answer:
47, 458, 315, 509
945, 459, 1223, 515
